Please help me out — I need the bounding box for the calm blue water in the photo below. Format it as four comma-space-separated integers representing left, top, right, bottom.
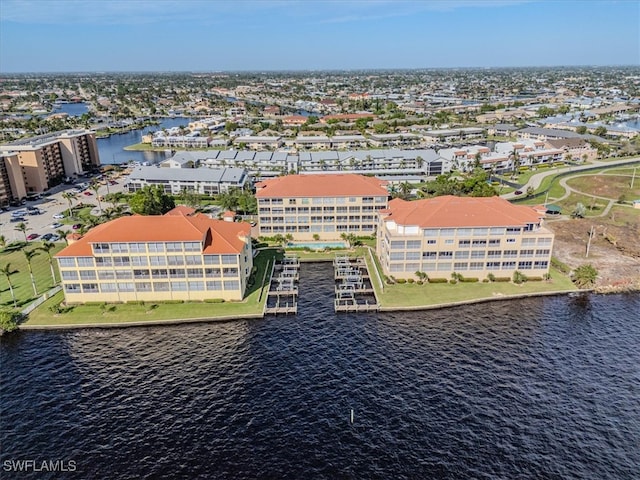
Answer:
52, 102, 90, 117
1, 263, 639, 479
97, 117, 189, 165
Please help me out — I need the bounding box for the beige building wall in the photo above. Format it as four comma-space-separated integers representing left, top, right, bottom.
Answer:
57, 238, 253, 304
257, 194, 388, 241
0, 153, 27, 204
377, 218, 554, 281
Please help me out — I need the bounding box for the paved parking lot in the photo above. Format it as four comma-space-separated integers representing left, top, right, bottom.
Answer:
1, 177, 127, 243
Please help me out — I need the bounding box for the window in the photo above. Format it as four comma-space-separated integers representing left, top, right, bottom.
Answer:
205, 268, 221, 277
487, 250, 501, 258
129, 243, 146, 253
119, 283, 135, 292
469, 262, 484, 271
502, 261, 516, 269
64, 283, 81, 293
457, 228, 472, 237
95, 257, 113, 267
223, 268, 239, 277
538, 237, 553, 246
169, 269, 186, 278
406, 251, 421, 260
204, 255, 220, 265
422, 251, 437, 259
487, 262, 501, 270
423, 229, 438, 237
136, 282, 153, 292
111, 243, 129, 253
113, 256, 130, 266
519, 249, 534, 257
189, 281, 205, 291
459, 240, 471, 248
77, 257, 94, 267
166, 242, 183, 252
154, 282, 170, 291
444, 239, 454, 245
438, 251, 453, 258
171, 281, 188, 291
488, 239, 500, 246
115, 270, 133, 279
93, 243, 110, 254
79, 270, 96, 280
536, 249, 550, 257
223, 280, 240, 290
100, 283, 117, 292
98, 271, 115, 280
61, 271, 79, 281
167, 255, 184, 266
534, 261, 549, 269
81, 283, 99, 293
472, 239, 487, 247
206, 280, 223, 290
149, 256, 167, 266
454, 262, 469, 270
185, 255, 201, 265
455, 251, 470, 259
489, 227, 505, 236
133, 269, 150, 279
148, 242, 165, 252
521, 238, 536, 246
472, 228, 488, 236
518, 261, 533, 270
426, 239, 436, 245
221, 255, 237, 264
390, 252, 404, 261
152, 269, 168, 279
471, 250, 485, 259
131, 256, 148, 266
437, 262, 452, 271
440, 228, 455, 237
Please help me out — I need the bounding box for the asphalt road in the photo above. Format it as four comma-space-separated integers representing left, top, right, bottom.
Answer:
1, 176, 128, 244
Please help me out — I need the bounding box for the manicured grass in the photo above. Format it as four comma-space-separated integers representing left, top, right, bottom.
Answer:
373, 267, 576, 308
23, 249, 281, 326
0, 241, 65, 309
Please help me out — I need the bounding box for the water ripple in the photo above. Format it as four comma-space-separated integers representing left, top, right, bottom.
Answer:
1, 263, 639, 479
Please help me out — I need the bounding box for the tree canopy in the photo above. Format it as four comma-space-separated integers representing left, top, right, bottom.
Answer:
420, 169, 497, 197
129, 185, 175, 215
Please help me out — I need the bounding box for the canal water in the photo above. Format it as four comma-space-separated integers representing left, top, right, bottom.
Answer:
1, 263, 639, 479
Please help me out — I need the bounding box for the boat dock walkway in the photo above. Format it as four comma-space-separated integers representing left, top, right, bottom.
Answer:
265, 255, 299, 315
333, 255, 379, 312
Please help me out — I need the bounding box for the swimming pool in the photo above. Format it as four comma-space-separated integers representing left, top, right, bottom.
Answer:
286, 241, 347, 250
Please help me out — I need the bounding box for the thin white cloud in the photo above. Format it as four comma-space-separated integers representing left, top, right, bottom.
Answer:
0, 0, 534, 25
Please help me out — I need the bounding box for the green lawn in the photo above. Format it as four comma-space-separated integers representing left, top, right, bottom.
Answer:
556, 192, 610, 217
373, 268, 576, 308
0, 241, 65, 309
23, 249, 280, 327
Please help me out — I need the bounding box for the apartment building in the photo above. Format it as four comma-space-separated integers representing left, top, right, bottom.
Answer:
255, 174, 389, 240
0, 152, 26, 206
0, 129, 100, 195
377, 196, 554, 280
55, 212, 253, 303
126, 166, 248, 195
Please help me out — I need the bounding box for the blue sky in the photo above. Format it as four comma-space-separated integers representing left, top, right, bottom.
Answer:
0, 0, 638, 72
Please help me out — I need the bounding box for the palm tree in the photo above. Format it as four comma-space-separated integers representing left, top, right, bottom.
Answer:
1, 263, 18, 308
90, 180, 103, 212
23, 248, 40, 296
39, 241, 58, 285
62, 191, 77, 219
56, 229, 70, 245
0, 235, 6, 249
14, 222, 29, 242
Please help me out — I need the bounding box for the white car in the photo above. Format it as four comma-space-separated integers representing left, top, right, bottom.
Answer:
52, 213, 64, 219
50, 222, 63, 229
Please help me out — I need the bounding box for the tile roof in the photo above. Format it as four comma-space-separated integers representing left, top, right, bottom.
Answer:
55, 214, 250, 257
383, 196, 542, 228
165, 206, 196, 216
255, 174, 388, 198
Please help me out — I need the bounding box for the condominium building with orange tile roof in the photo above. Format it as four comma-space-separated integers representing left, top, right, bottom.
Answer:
377, 196, 554, 280
255, 173, 389, 241
55, 211, 253, 303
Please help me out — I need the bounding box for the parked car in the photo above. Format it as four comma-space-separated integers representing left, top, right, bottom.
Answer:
72, 223, 82, 230
50, 222, 63, 229
10, 216, 26, 223
27, 233, 40, 241
83, 191, 92, 196
53, 213, 65, 219
49, 234, 61, 242
514, 190, 523, 195
41, 233, 54, 241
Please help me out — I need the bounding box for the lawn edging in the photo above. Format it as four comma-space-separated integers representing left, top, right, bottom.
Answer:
378, 288, 586, 312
